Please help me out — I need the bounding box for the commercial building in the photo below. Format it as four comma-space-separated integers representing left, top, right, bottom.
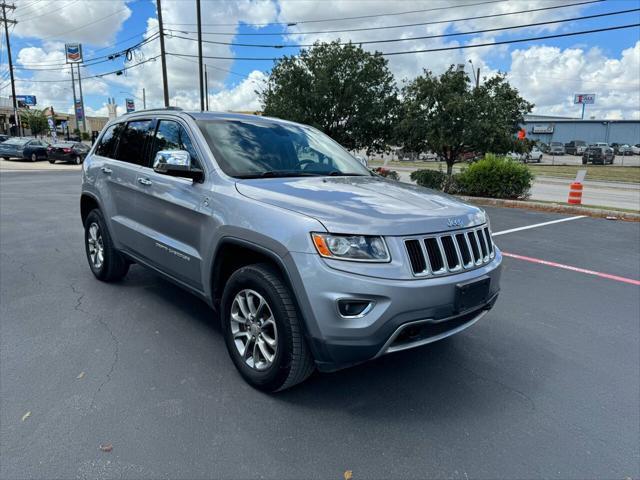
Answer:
522, 114, 640, 146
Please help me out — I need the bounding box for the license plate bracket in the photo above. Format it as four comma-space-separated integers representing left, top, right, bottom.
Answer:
455, 276, 491, 312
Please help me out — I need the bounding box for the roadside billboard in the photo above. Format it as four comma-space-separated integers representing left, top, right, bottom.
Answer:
65, 43, 83, 63
574, 94, 596, 105
15, 95, 37, 106
125, 98, 135, 113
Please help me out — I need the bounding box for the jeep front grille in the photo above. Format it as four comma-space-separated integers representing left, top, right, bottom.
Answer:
405, 226, 494, 276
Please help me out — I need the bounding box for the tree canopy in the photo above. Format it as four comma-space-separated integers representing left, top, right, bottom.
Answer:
260, 41, 398, 152
395, 67, 533, 174
20, 108, 49, 137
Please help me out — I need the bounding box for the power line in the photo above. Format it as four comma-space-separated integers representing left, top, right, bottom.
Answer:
170, 0, 603, 37
169, 53, 250, 79
164, 0, 508, 27
167, 23, 640, 61
12, 54, 160, 82
37, 6, 130, 41
15, 33, 159, 68
14, 0, 81, 22
166, 8, 640, 49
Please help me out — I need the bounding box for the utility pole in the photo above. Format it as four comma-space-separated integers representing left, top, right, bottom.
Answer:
156, 0, 169, 107
196, 0, 204, 111
76, 64, 87, 133
70, 65, 80, 136
1, 3, 18, 136
475, 67, 480, 89
142, 87, 146, 109
204, 64, 209, 111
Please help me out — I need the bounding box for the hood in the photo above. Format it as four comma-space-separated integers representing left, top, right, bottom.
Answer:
235, 176, 486, 236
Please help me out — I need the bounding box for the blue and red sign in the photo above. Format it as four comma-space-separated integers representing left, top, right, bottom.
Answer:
65, 43, 83, 63
125, 98, 135, 113
75, 100, 84, 121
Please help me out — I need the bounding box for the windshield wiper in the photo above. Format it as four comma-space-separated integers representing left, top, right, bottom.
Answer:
327, 171, 368, 176
237, 170, 323, 179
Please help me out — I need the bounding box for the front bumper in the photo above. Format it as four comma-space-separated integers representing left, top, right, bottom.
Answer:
287, 249, 502, 372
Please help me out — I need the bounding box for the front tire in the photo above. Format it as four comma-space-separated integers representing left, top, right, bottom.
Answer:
75, 156, 82, 165
49, 159, 55, 164
221, 263, 314, 392
84, 209, 129, 282
31, 153, 37, 162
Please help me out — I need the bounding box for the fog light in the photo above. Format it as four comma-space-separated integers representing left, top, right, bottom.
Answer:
337, 299, 373, 318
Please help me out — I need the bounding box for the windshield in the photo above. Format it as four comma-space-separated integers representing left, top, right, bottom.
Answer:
197, 119, 371, 179
3, 138, 29, 146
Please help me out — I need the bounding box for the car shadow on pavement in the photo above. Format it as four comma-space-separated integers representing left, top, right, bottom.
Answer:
120, 265, 540, 421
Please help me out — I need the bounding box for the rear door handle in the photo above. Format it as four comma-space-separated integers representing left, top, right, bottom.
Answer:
137, 177, 152, 186
101, 167, 112, 174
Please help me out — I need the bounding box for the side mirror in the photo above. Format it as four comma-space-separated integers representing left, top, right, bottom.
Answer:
153, 150, 204, 182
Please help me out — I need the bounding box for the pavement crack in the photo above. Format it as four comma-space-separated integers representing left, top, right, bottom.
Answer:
70, 282, 120, 410
445, 356, 536, 412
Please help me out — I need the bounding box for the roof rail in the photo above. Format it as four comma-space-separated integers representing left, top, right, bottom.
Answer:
123, 106, 183, 115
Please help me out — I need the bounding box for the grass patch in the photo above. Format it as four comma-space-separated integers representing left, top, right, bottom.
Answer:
369, 160, 640, 184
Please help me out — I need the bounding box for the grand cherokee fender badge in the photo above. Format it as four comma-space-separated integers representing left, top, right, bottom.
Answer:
447, 217, 464, 228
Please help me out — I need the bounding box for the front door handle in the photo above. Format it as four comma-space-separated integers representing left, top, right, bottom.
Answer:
101, 167, 112, 174
137, 177, 152, 186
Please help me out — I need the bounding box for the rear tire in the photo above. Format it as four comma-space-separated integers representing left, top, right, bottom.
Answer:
75, 156, 82, 165
221, 263, 315, 392
49, 159, 55, 164
31, 153, 37, 162
84, 209, 129, 282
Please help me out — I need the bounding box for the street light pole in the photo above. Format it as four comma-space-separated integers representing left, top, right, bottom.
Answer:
142, 87, 146, 109
1, 3, 19, 136
156, 0, 169, 107
196, 0, 204, 111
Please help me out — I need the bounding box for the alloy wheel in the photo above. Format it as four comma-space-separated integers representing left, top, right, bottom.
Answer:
230, 289, 278, 371
87, 222, 104, 269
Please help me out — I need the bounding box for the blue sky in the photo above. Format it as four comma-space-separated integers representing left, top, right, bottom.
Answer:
2, 0, 639, 119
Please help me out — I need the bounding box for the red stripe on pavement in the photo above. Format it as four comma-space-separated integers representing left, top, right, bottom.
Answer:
502, 252, 640, 286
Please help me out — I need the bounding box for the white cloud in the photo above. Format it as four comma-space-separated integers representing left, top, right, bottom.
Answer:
13, 0, 132, 46
508, 41, 640, 119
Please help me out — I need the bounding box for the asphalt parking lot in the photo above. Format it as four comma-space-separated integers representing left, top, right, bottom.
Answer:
1, 171, 639, 479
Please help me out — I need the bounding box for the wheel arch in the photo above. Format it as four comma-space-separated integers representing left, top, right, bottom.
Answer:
210, 237, 295, 310
80, 192, 102, 226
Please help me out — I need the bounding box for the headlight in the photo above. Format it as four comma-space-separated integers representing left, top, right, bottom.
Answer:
311, 233, 390, 262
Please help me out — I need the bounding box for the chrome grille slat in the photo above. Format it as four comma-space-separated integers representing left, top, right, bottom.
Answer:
404, 225, 495, 277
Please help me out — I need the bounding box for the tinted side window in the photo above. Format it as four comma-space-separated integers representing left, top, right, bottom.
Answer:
150, 120, 199, 167
114, 120, 153, 166
95, 123, 123, 158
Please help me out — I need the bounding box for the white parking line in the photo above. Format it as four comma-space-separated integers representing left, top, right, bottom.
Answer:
492, 215, 587, 236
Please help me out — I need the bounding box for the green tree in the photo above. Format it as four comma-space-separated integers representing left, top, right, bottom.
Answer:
20, 108, 49, 137
260, 41, 398, 152
395, 67, 533, 176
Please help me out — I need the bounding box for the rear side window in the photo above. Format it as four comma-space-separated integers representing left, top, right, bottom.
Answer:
95, 123, 123, 158
150, 120, 199, 167
114, 120, 153, 166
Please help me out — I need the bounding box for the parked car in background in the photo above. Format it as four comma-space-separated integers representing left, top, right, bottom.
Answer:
526, 146, 543, 163
564, 140, 587, 155
616, 144, 634, 156
549, 142, 565, 155
0, 137, 50, 161
632, 144, 640, 155
583, 146, 614, 165
590, 142, 610, 149
538, 142, 550, 153
47, 142, 91, 164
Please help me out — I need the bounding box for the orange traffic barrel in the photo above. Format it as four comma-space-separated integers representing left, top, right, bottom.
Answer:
568, 182, 583, 205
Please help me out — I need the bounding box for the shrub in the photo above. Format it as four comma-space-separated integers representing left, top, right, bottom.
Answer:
455, 154, 533, 199
373, 167, 400, 180
410, 169, 446, 189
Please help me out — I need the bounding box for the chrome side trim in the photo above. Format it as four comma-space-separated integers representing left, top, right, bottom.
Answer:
374, 309, 489, 358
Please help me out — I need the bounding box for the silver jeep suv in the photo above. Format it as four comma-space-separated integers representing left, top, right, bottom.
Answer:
80, 109, 502, 391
